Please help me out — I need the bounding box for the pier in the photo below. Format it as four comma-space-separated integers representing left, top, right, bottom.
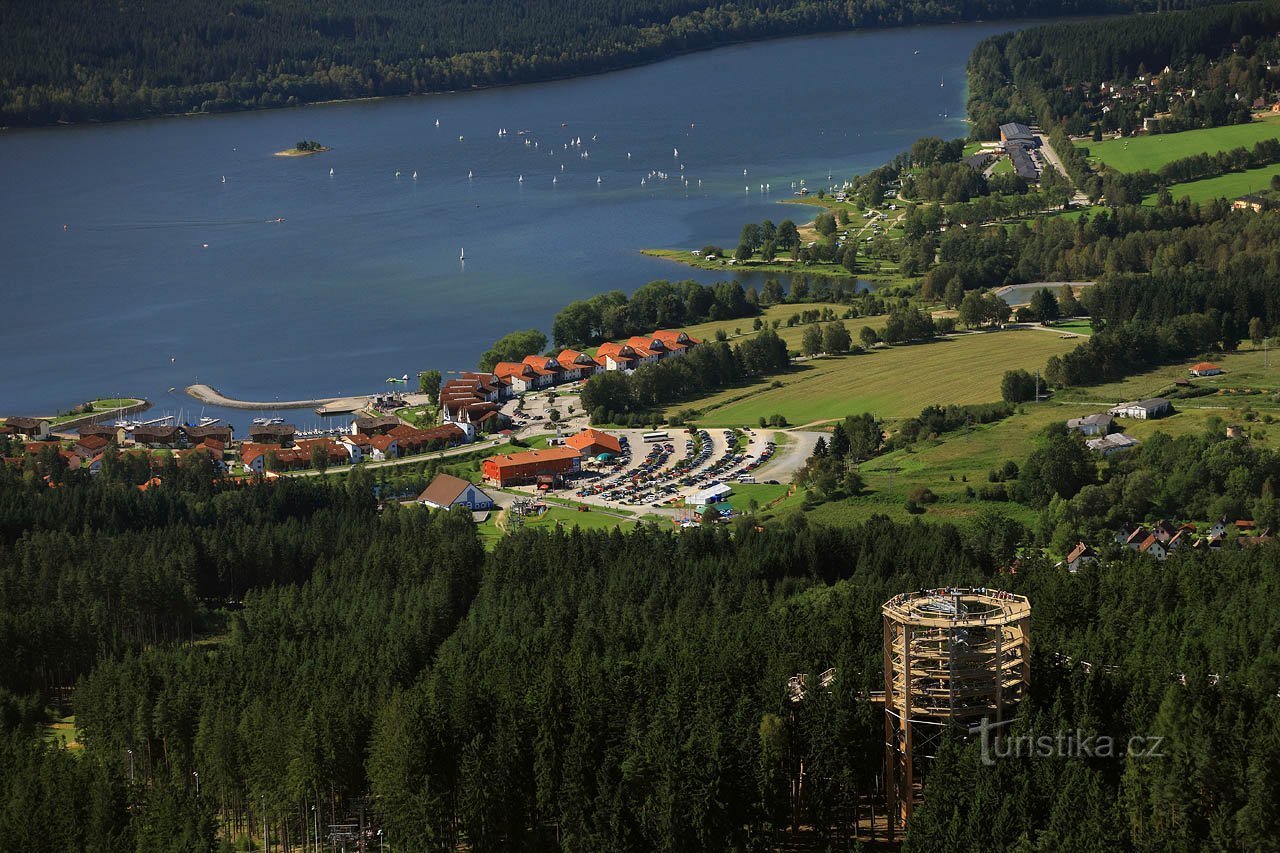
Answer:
186, 384, 374, 412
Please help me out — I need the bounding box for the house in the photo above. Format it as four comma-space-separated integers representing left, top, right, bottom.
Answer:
5, 417, 49, 440
340, 433, 372, 463
1207, 518, 1228, 539
351, 415, 401, 436
521, 355, 564, 389
652, 329, 698, 354
73, 434, 110, 459
247, 423, 296, 445
131, 425, 181, 446
1066, 542, 1097, 573
387, 423, 466, 454
1067, 413, 1114, 436
556, 349, 600, 381
595, 342, 640, 372
239, 443, 271, 474
1086, 433, 1141, 455
565, 428, 622, 459
493, 361, 537, 393
1136, 534, 1168, 561
441, 400, 504, 437
1125, 526, 1151, 550
963, 152, 995, 172
626, 335, 669, 366
1189, 362, 1223, 377
1152, 520, 1179, 543
480, 446, 581, 487
368, 434, 399, 460
1109, 398, 1171, 419
295, 438, 351, 468
1233, 194, 1273, 212
417, 473, 495, 511
79, 423, 126, 443
183, 424, 233, 445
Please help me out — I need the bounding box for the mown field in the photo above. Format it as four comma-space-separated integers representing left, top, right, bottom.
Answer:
682, 329, 1080, 427
1080, 115, 1280, 173
1150, 162, 1280, 205
678, 302, 887, 354
1056, 345, 1280, 404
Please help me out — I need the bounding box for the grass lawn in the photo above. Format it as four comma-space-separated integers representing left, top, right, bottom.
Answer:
44, 714, 82, 752
1080, 115, 1280, 173
394, 405, 436, 428
479, 504, 646, 547
1056, 345, 1280, 405
990, 156, 1013, 176
1053, 319, 1095, 335
1147, 162, 1280, 205
680, 329, 1081, 427
49, 397, 144, 424
770, 403, 1090, 529
1118, 407, 1279, 450
641, 248, 855, 280
678, 303, 888, 355
722, 482, 792, 513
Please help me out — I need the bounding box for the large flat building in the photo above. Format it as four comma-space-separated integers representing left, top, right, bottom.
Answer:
481, 446, 581, 487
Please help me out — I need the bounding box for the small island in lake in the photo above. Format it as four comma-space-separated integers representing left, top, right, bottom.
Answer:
274, 139, 329, 157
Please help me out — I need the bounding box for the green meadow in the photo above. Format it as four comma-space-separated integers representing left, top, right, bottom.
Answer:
1080, 115, 1280, 173
681, 329, 1080, 427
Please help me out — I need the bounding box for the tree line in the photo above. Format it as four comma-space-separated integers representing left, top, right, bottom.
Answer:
1, 0, 1201, 127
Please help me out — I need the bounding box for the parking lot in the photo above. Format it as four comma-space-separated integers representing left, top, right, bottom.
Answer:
547, 426, 780, 517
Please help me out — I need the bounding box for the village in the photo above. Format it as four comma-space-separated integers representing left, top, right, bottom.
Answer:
2, 326, 813, 529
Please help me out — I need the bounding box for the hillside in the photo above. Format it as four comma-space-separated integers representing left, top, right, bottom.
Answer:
0, 0, 1210, 127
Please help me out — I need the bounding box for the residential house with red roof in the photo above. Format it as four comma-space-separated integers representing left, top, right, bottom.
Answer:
556, 349, 600, 381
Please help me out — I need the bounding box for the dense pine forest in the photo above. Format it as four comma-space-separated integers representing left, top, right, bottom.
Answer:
2, 459, 1279, 850
0, 0, 1223, 127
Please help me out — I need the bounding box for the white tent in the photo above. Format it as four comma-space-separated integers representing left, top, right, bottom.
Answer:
687, 483, 732, 506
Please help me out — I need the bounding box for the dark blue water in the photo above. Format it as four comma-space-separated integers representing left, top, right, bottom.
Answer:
0, 20, 1034, 427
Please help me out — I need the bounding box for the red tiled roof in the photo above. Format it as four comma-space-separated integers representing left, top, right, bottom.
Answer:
483, 446, 581, 470
493, 362, 534, 379
1191, 362, 1220, 372
369, 434, 397, 451
566, 428, 622, 455
75, 434, 110, 451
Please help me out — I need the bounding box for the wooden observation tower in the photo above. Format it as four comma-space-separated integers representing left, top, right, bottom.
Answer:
882, 588, 1031, 831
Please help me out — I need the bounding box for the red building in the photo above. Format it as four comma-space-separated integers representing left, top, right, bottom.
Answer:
481, 446, 581, 487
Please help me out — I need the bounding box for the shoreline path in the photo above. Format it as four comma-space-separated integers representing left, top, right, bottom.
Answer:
186, 383, 373, 411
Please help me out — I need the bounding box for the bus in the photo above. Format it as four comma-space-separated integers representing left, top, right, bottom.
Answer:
642, 431, 670, 443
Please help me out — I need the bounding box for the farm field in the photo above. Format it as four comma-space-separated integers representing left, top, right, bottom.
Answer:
1056, 345, 1280, 404
1148, 162, 1280, 205
1080, 115, 1280, 173
682, 329, 1080, 427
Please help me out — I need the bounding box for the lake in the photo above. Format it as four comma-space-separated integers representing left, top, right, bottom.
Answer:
0, 19, 1040, 428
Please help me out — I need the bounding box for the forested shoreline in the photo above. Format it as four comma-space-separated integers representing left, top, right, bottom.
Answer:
0, 0, 1222, 128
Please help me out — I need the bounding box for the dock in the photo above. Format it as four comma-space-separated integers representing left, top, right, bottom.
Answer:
185, 383, 373, 412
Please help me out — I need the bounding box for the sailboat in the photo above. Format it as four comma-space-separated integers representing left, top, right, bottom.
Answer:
596, 176, 602, 184
468, 170, 473, 178
220, 175, 226, 183
435, 118, 440, 127
412, 171, 418, 180
329, 167, 334, 176
459, 247, 465, 261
